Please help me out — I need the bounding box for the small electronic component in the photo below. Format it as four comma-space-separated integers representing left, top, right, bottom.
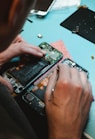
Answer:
39, 42, 63, 64
72, 26, 79, 34
37, 34, 43, 38
91, 56, 94, 60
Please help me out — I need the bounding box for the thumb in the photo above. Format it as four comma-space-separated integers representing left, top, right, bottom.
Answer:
0, 76, 13, 92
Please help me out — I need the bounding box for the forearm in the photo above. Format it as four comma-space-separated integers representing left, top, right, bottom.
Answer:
0, 44, 18, 66
0, 51, 7, 66
48, 123, 81, 139
49, 135, 81, 139
49, 132, 81, 139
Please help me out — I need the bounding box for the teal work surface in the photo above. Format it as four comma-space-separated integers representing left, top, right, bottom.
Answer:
21, 0, 95, 138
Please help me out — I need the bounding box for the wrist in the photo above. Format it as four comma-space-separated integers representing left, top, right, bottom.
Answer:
49, 135, 81, 139
48, 129, 81, 139
0, 47, 13, 66
0, 52, 6, 66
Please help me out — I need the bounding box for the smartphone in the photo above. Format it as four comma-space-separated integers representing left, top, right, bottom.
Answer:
2, 42, 63, 94
62, 58, 89, 78
22, 58, 89, 116
30, 0, 56, 16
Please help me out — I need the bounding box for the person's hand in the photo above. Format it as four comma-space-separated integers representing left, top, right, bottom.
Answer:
45, 63, 93, 139
0, 76, 13, 92
12, 35, 25, 43
0, 35, 45, 66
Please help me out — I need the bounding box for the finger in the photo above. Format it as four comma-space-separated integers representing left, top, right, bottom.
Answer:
0, 76, 13, 92
79, 71, 93, 102
70, 67, 82, 94
88, 82, 94, 101
13, 35, 25, 43
81, 86, 93, 125
58, 63, 71, 82
69, 67, 83, 102
29, 47, 45, 57
33, 46, 46, 56
16, 35, 25, 42
79, 71, 88, 86
82, 81, 93, 106
45, 69, 58, 103
52, 64, 72, 99
70, 67, 81, 84
79, 72, 94, 101
21, 45, 46, 57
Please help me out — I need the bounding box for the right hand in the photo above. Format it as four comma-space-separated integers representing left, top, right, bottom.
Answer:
45, 63, 93, 139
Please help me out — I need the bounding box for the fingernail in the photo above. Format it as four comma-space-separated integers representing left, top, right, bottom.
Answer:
42, 50, 46, 55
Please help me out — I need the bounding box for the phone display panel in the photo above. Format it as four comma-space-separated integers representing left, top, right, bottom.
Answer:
30, 0, 56, 16
2, 42, 63, 94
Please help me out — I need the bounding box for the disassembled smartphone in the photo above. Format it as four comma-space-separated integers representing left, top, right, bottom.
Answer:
22, 58, 89, 116
30, 0, 56, 16
62, 58, 89, 78
2, 42, 63, 94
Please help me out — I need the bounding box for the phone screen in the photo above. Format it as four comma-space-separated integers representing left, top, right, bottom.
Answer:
34, 0, 55, 11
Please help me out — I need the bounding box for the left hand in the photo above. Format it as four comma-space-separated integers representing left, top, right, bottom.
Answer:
0, 76, 13, 92
12, 35, 25, 43
0, 35, 45, 65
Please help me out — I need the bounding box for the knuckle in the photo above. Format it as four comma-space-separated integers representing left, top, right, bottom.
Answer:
56, 79, 71, 89
72, 83, 83, 94
75, 84, 83, 91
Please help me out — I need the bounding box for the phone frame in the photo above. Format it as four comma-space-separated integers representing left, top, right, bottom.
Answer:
30, 0, 56, 16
